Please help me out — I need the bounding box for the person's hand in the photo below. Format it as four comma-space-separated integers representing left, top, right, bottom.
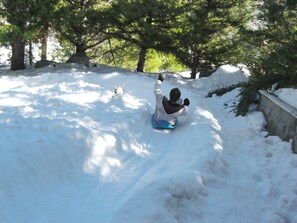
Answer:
183, 98, 190, 106
158, 73, 166, 82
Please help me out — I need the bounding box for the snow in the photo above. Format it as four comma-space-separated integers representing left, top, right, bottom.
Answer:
275, 88, 297, 110
0, 47, 10, 65
186, 65, 250, 92
0, 64, 296, 223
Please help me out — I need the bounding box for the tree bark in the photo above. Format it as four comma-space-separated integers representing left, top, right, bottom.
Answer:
190, 55, 199, 79
75, 42, 86, 54
29, 40, 33, 66
41, 35, 48, 61
190, 69, 196, 79
66, 43, 90, 66
136, 46, 147, 72
11, 41, 26, 70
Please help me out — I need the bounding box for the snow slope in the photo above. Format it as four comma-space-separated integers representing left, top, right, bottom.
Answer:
0, 64, 296, 223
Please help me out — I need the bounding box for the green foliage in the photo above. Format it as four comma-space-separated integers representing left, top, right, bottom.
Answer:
206, 83, 245, 98
0, 23, 11, 45
52, 0, 110, 54
108, 0, 183, 71
1, 0, 294, 96
1, 0, 58, 42
144, 49, 164, 73
145, 49, 186, 73
90, 38, 138, 68
51, 38, 75, 62
90, 38, 185, 73
157, 52, 186, 72
109, 0, 181, 44
165, 0, 255, 78
236, 75, 277, 116
237, 0, 297, 116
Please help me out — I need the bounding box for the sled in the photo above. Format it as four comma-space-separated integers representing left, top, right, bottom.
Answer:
151, 115, 176, 130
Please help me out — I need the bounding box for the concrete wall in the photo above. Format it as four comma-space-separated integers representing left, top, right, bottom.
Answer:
257, 90, 297, 154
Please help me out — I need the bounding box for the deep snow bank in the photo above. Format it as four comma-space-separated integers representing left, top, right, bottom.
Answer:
0, 64, 296, 223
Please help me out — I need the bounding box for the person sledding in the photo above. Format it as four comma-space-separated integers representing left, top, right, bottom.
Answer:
152, 73, 190, 129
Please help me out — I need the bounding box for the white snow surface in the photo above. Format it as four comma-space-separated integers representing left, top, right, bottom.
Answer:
275, 88, 297, 110
0, 64, 296, 223
187, 65, 249, 92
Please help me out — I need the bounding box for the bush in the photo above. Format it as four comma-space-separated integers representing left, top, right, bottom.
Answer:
206, 83, 244, 98
236, 52, 297, 116
235, 0, 297, 116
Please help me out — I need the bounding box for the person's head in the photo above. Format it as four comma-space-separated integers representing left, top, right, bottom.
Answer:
169, 87, 181, 103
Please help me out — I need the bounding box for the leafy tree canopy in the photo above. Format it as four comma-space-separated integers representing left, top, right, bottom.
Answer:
236, 0, 297, 115
166, 0, 255, 78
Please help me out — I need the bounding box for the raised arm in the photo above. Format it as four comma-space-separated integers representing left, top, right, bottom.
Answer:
154, 74, 165, 100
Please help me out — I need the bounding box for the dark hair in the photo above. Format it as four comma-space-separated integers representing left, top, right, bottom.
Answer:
169, 88, 181, 102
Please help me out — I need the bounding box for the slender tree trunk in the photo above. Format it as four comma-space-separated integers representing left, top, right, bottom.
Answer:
11, 41, 26, 70
190, 69, 196, 79
136, 46, 147, 72
190, 55, 200, 79
108, 38, 116, 67
29, 40, 33, 66
41, 35, 48, 61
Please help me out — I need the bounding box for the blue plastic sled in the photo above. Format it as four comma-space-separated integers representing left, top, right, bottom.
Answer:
151, 115, 176, 130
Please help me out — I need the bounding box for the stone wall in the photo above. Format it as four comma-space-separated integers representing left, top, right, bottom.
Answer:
257, 90, 297, 154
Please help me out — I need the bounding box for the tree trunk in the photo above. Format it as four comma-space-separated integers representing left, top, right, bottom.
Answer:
75, 43, 86, 54
66, 43, 90, 66
136, 46, 147, 72
108, 38, 116, 67
29, 40, 33, 66
190, 56, 199, 79
11, 41, 26, 70
41, 35, 48, 61
190, 69, 197, 79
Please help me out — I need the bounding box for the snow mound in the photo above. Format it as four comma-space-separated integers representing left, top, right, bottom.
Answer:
191, 65, 249, 92
0, 65, 296, 223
